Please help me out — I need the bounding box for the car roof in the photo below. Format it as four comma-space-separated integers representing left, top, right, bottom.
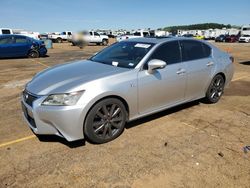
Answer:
0, 34, 30, 38
127, 36, 209, 45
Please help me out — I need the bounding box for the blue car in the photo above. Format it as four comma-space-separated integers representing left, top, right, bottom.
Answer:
0, 35, 47, 58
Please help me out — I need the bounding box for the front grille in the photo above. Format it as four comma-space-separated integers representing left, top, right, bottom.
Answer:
23, 90, 38, 107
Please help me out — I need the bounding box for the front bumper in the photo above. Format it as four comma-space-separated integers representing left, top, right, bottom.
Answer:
21, 91, 87, 141
39, 47, 47, 56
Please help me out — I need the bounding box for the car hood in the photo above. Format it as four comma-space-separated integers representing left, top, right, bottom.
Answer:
26, 60, 128, 95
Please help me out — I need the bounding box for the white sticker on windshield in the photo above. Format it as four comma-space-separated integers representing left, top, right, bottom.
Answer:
134, 43, 151, 48
128, 63, 134, 67
112, 61, 119, 66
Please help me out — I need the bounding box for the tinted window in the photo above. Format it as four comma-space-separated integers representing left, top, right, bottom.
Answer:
181, 40, 206, 61
202, 43, 211, 57
149, 41, 181, 65
134, 32, 141, 36
15, 36, 27, 44
1, 29, 11, 34
143, 32, 149, 37
94, 32, 99, 36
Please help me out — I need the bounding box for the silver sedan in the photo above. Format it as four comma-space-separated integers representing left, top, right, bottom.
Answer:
21, 37, 234, 144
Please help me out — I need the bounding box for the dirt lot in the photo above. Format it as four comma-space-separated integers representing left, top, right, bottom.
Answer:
0, 40, 249, 188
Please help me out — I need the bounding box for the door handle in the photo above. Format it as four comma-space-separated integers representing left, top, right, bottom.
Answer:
176, 68, 186, 75
206, 62, 214, 67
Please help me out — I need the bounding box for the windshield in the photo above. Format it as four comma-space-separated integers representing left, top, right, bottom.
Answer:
90, 41, 154, 69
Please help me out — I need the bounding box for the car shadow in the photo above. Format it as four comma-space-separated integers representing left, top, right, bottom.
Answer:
36, 135, 85, 148
126, 100, 200, 129
0, 55, 49, 60
239, 61, 250, 65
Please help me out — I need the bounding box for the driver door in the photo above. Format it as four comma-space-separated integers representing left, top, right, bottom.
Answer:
138, 41, 187, 114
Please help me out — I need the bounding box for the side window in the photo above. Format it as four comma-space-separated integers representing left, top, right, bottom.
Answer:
94, 32, 99, 36
149, 41, 181, 65
0, 37, 13, 44
62, 32, 66, 35
68, 32, 72, 35
202, 43, 211, 57
180, 40, 206, 61
15, 37, 27, 44
143, 32, 149, 37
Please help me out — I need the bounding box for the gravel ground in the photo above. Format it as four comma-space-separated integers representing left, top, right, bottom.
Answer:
0, 40, 249, 188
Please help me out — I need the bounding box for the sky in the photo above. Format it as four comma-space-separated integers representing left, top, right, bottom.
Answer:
1, 0, 249, 33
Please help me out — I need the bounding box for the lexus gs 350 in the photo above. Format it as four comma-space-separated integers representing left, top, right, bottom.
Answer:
21, 37, 234, 144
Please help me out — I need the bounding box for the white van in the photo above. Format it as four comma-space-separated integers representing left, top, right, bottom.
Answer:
0, 28, 13, 35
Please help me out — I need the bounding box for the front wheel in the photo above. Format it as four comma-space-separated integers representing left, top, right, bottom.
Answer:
204, 74, 225, 103
84, 98, 127, 144
28, 50, 39, 58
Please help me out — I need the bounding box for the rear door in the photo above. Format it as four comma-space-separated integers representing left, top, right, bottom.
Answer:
138, 41, 187, 114
180, 40, 213, 100
0, 36, 15, 57
11, 36, 31, 57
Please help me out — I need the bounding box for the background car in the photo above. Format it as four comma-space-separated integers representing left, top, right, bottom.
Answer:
238, 35, 250, 42
225, 35, 239, 42
194, 35, 204, 40
0, 35, 47, 58
215, 34, 227, 42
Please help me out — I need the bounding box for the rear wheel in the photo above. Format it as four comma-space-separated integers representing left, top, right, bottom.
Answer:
28, 50, 39, 58
102, 39, 108, 46
84, 98, 127, 144
56, 38, 63, 43
204, 74, 225, 103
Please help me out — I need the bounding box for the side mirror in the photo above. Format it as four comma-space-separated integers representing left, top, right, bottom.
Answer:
147, 59, 166, 74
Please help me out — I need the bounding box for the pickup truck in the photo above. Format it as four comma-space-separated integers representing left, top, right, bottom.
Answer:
116, 30, 150, 42
48, 31, 72, 43
71, 31, 109, 47
1, 28, 40, 40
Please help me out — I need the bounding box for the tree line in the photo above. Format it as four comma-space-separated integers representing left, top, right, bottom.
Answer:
161, 23, 237, 34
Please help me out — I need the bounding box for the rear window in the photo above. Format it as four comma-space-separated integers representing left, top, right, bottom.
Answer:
1, 29, 11, 34
181, 40, 210, 61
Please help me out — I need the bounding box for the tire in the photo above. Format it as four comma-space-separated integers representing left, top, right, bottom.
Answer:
56, 38, 63, 43
204, 74, 225, 104
84, 98, 127, 144
28, 50, 39, 58
102, 39, 108, 46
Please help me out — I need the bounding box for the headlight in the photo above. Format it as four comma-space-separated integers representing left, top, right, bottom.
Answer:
42, 91, 84, 106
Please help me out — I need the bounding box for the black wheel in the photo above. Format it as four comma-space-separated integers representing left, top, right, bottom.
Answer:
56, 38, 63, 43
102, 39, 108, 46
28, 50, 39, 58
205, 74, 225, 103
84, 98, 127, 144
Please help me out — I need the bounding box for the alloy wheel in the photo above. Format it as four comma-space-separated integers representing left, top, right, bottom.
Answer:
92, 103, 124, 139
208, 75, 225, 102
